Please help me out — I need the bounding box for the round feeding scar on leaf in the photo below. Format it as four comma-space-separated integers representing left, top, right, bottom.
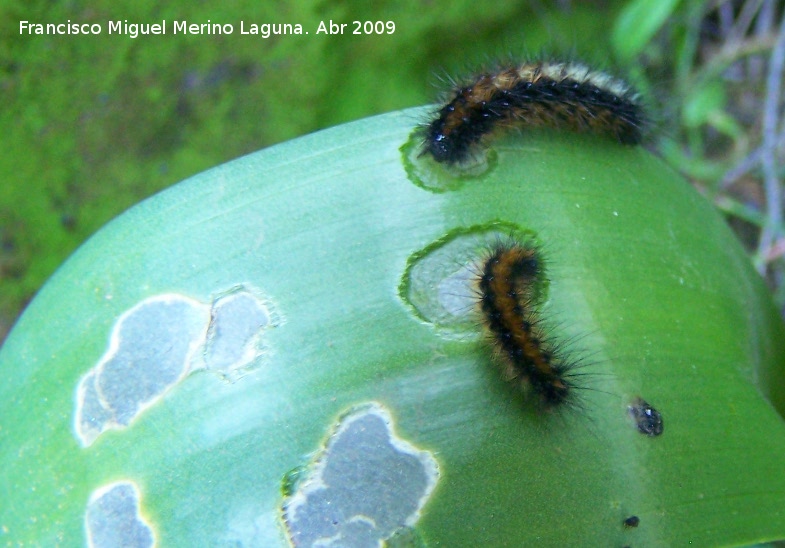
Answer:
421, 59, 647, 166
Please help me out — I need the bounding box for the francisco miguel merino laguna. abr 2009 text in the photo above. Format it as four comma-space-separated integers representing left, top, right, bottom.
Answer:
19, 20, 310, 39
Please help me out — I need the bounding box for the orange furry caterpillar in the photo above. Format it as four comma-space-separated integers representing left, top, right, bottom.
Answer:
423, 60, 647, 164
476, 240, 581, 407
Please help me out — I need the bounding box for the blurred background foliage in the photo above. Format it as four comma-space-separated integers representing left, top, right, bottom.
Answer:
0, 0, 783, 344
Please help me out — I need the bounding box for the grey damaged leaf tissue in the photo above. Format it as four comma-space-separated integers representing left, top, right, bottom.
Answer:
85, 481, 154, 548
283, 402, 440, 547
202, 290, 275, 373
74, 286, 276, 446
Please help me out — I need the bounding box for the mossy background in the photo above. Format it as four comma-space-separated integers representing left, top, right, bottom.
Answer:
0, 0, 638, 342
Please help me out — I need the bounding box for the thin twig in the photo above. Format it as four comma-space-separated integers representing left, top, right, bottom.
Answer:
755, 8, 785, 273
765, 236, 785, 262
726, 0, 763, 46
720, 127, 785, 186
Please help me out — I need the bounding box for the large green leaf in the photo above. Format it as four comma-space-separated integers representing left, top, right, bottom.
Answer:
2, 107, 785, 546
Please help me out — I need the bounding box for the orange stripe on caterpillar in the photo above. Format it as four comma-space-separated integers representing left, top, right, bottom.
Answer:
476, 239, 581, 408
